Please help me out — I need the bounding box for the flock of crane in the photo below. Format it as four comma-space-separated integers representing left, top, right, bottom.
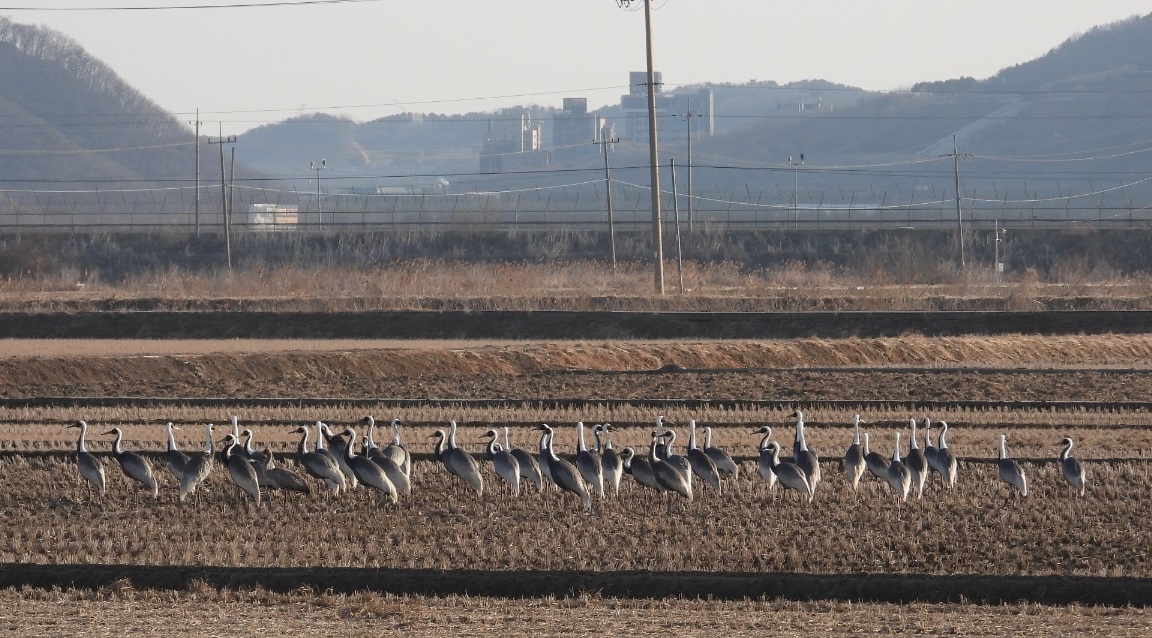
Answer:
62, 410, 1088, 511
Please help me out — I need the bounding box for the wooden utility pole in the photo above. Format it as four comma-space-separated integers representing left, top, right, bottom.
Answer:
208, 127, 237, 269
593, 135, 620, 269
941, 135, 971, 269
642, 0, 663, 294
192, 109, 201, 237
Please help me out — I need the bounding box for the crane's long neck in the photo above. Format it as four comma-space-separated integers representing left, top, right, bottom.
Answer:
577, 422, 588, 452
863, 432, 871, 455
390, 420, 401, 446
758, 429, 772, 452
892, 433, 902, 463
503, 426, 512, 451
345, 429, 358, 461
244, 430, 256, 455
485, 436, 499, 457
939, 424, 949, 449
297, 429, 309, 458
366, 422, 378, 450
448, 422, 459, 450
112, 430, 124, 455
852, 418, 861, 445
75, 423, 87, 453
689, 421, 699, 450
592, 426, 603, 453
166, 423, 178, 452
909, 420, 920, 450
203, 423, 214, 454
545, 430, 561, 462
704, 426, 713, 449
769, 444, 780, 467
314, 423, 327, 451
650, 434, 662, 461
1061, 440, 1073, 461
230, 416, 239, 440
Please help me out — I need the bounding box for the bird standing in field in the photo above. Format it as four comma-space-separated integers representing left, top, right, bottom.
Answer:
344, 427, 397, 505
163, 421, 189, 483
363, 416, 411, 479
104, 427, 158, 501
595, 424, 624, 498
69, 420, 105, 499
482, 428, 522, 498
575, 422, 605, 499
922, 418, 941, 483
752, 426, 777, 491
764, 441, 812, 503
179, 423, 215, 504
430, 422, 483, 497
862, 431, 890, 482
364, 429, 411, 499
504, 425, 543, 492
886, 432, 911, 503
703, 425, 739, 480
620, 446, 662, 493
687, 419, 722, 496
1059, 436, 1087, 497
843, 415, 866, 492
293, 425, 345, 497
534, 424, 592, 512
650, 430, 692, 501
221, 433, 261, 506
905, 418, 928, 499
996, 434, 1028, 497
937, 421, 959, 490
790, 410, 821, 492
252, 452, 311, 500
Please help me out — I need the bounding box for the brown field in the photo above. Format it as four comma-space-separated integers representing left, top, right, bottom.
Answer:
4, 331, 1152, 631
4, 586, 1151, 638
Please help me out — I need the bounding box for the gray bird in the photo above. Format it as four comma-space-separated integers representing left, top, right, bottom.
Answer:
221, 433, 260, 506
163, 421, 189, 483
1059, 436, 1087, 497
997, 434, 1027, 497
702, 425, 739, 479
482, 428, 522, 497
504, 425, 543, 492
764, 441, 812, 503
292, 425, 345, 497
104, 427, 157, 501
179, 423, 215, 504
843, 415, 865, 491
534, 424, 592, 512
68, 420, 106, 499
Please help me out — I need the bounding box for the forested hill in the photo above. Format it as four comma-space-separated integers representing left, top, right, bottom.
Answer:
0, 17, 206, 189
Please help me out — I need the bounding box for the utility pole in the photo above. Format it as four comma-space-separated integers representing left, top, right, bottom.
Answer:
192, 109, 201, 237
670, 158, 684, 294
681, 97, 702, 231
310, 159, 326, 228
208, 126, 237, 268
618, 0, 664, 294
940, 135, 971, 269
788, 154, 804, 228
593, 134, 620, 269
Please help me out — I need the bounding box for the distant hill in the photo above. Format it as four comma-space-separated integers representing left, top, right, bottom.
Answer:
0, 17, 217, 190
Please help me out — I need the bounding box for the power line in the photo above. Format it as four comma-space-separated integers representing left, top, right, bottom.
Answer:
0, 0, 382, 11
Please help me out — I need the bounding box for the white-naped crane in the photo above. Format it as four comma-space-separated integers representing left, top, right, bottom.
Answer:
68, 420, 106, 499
620, 446, 662, 493
363, 416, 410, 479
429, 421, 483, 497
790, 410, 821, 492
534, 424, 592, 512
220, 433, 260, 506
240, 429, 269, 466
751, 426, 777, 491
363, 429, 411, 499
653, 415, 671, 460
292, 425, 345, 497
862, 431, 891, 482
343, 426, 397, 505
937, 421, 959, 490
482, 428, 522, 497
763, 441, 812, 503
575, 421, 605, 499
594, 423, 624, 497
922, 418, 940, 483
687, 420, 722, 495
659, 428, 692, 481
996, 434, 1027, 497
104, 427, 157, 501
651, 429, 692, 502
1059, 436, 1087, 497
504, 425, 543, 492
886, 431, 911, 503
163, 421, 189, 483
843, 415, 866, 492
251, 450, 310, 500
703, 425, 739, 479
320, 421, 358, 490
179, 423, 215, 504
905, 418, 928, 499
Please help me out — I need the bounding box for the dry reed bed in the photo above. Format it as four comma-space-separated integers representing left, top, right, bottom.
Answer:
5, 586, 1148, 637
0, 439, 1147, 578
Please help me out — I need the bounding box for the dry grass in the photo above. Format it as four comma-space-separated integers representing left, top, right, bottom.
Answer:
6, 259, 1152, 312
4, 586, 1148, 637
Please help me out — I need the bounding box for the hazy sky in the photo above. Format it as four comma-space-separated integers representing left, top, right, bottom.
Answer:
5, 1, 1151, 134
